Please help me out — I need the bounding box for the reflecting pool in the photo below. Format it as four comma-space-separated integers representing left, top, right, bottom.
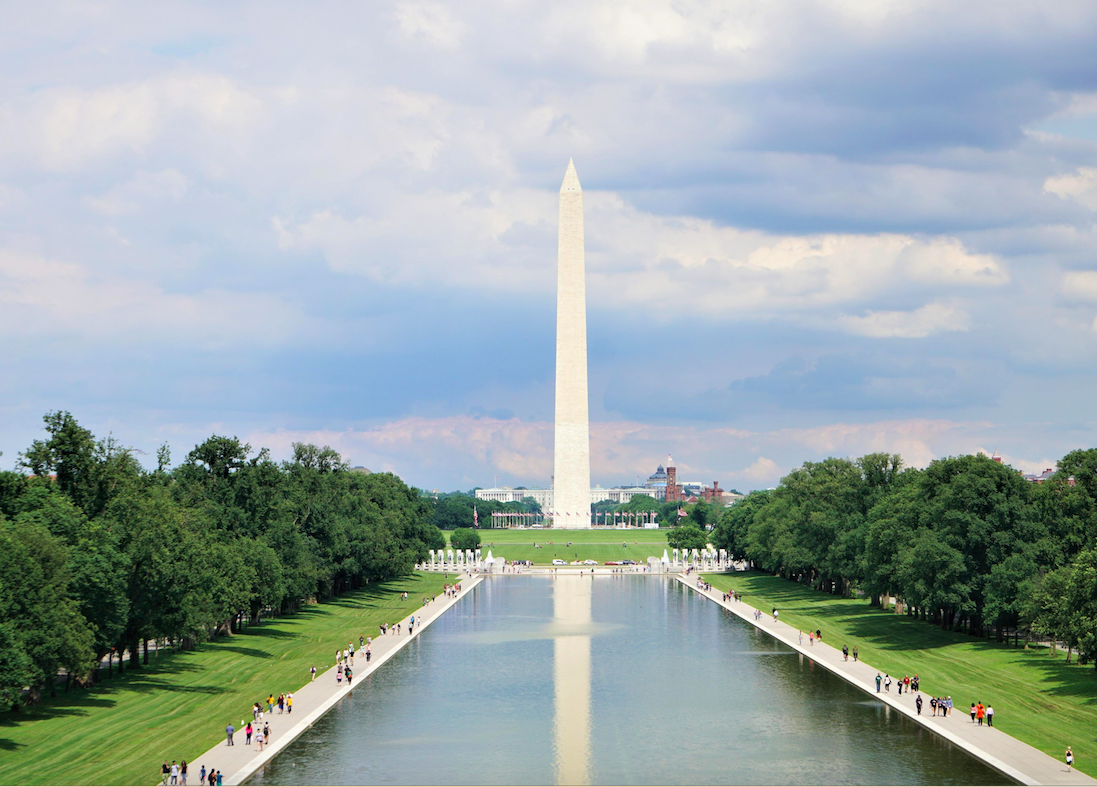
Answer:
248, 575, 1006, 785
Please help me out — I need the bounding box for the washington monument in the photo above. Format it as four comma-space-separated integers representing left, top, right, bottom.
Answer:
552, 159, 591, 528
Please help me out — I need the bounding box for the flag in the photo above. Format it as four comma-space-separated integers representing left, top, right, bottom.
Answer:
678, 508, 687, 518
474, 506, 479, 527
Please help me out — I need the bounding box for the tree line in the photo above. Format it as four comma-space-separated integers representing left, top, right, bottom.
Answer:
0, 412, 445, 708
708, 450, 1097, 664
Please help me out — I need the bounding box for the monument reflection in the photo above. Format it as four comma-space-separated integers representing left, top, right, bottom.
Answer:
553, 575, 593, 785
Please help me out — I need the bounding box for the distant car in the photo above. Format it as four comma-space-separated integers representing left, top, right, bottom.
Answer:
583, 559, 598, 565
571, 560, 583, 565
604, 561, 620, 565
552, 559, 567, 565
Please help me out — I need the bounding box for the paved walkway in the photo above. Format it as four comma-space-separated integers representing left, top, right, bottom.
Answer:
185, 575, 483, 787
676, 573, 1094, 786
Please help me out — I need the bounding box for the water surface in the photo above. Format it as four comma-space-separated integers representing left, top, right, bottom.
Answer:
248, 575, 1005, 785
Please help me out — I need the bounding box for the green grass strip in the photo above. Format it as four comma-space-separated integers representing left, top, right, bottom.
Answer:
703, 570, 1097, 777
0, 573, 451, 786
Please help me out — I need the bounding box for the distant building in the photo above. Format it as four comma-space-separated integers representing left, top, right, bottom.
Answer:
474, 486, 657, 509
350, 466, 372, 474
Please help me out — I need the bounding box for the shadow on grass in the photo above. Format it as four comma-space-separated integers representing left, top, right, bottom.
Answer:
730, 570, 1097, 705
0, 574, 446, 732
0, 738, 23, 751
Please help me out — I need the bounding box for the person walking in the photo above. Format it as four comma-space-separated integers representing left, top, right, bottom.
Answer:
199, 766, 206, 785
809, 631, 815, 646
852, 646, 858, 661
216, 772, 222, 786
245, 721, 253, 745
161, 762, 170, 785
206, 770, 214, 787
986, 704, 993, 727
930, 696, 938, 716
970, 702, 977, 722
1067, 746, 1075, 772
255, 728, 264, 751
346, 666, 353, 685
366, 645, 371, 663
287, 693, 293, 714
884, 674, 892, 692
976, 702, 985, 726
903, 675, 910, 694
915, 695, 923, 715
310, 665, 316, 681
875, 673, 882, 693
180, 761, 188, 786
170, 762, 179, 785
226, 723, 235, 746
842, 645, 849, 661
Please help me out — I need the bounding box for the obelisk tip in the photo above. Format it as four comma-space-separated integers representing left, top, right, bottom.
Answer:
560, 158, 581, 193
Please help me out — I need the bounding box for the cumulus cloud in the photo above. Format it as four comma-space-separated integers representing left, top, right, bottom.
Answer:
243, 415, 995, 491
837, 301, 970, 338
1044, 167, 1097, 209
0, 249, 311, 347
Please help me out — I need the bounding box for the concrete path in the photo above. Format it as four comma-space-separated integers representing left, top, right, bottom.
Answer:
676, 574, 1094, 786
185, 575, 483, 787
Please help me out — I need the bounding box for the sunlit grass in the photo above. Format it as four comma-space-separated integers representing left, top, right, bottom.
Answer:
0, 574, 451, 786
703, 570, 1097, 776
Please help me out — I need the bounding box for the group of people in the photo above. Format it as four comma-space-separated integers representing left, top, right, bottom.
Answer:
875, 673, 920, 695
968, 701, 995, 726
160, 761, 224, 786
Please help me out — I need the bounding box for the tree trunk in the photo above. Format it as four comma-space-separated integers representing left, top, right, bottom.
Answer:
143, 639, 149, 665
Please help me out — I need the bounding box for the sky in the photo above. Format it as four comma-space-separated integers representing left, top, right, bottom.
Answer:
3, 1, 1097, 492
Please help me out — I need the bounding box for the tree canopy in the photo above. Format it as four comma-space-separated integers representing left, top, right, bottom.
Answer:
0, 412, 444, 706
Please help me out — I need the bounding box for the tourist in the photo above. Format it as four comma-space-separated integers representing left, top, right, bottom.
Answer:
310, 665, 316, 681
337, 664, 343, 684
884, 674, 892, 692
245, 721, 253, 745
171, 761, 179, 785
970, 703, 977, 723
199, 766, 206, 785
875, 673, 882, 693
809, 631, 815, 646
255, 728, 264, 751
161, 762, 170, 785
360, 635, 365, 649
181, 761, 188, 786
366, 645, 371, 663
798, 630, 803, 645
976, 702, 985, 726
226, 723, 235, 746
947, 696, 954, 716
287, 693, 293, 714
852, 646, 858, 661
1066, 746, 1074, 772
346, 666, 353, 685
842, 645, 849, 661
912, 674, 919, 691
930, 696, 937, 715
772, 608, 779, 622
207, 770, 215, 787
267, 694, 274, 713
986, 704, 993, 727
277, 694, 284, 713
263, 723, 271, 744
216, 772, 222, 786
816, 628, 822, 641
897, 678, 903, 695
903, 675, 910, 694
915, 695, 923, 715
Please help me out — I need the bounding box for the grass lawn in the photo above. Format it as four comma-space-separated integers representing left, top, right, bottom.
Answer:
445, 528, 669, 564
703, 571, 1097, 777
0, 573, 450, 786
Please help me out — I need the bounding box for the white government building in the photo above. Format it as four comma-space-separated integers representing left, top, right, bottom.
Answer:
474, 485, 658, 508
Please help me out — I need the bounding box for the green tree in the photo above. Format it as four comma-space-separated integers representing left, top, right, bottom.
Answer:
666, 524, 707, 551
451, 527, 481, 551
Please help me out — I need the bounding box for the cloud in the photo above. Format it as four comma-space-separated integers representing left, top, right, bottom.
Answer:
1061, 270, 1097, 302
0, 249, 310, 347
838, 301, 970, 338
1044, 167, 1097, 209
243, 414, 995, 492
84, 169, 189, 216
1, 73, 262, 171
